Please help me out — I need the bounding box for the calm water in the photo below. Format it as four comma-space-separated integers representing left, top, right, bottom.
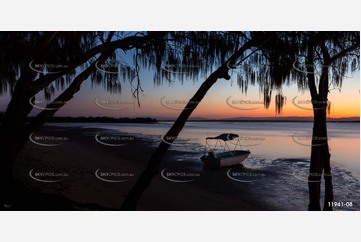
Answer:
60, 121, 359, 176
47, 121, 360, 210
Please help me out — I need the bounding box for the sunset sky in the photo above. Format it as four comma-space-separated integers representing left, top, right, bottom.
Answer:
0, 60, 359, 120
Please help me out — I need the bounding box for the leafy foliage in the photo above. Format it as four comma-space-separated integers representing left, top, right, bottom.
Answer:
0, 31, 359, 111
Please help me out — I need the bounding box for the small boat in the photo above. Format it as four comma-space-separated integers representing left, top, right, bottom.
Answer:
200, 133, 250, 169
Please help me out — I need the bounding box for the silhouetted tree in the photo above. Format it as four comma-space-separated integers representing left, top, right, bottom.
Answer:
235, 31, 359, 210
1, 31, 357, 211
121, 31, 359, 210
121, 32, 276, 210
0, 31, 168, 204
301, 32, 359, 210
0, 31, 253, 208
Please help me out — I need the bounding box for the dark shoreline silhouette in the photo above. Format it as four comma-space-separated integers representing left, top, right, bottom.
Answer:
0, 112, 358, 123
0, 114, 158, 124
163, 119, 360, 123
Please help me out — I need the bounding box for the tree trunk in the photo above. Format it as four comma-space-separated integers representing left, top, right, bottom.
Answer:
0, 50, 114, 206
0, 32, 61, 185
120, 39, 258, 210
120, 72, 225, 210
308, 98, 333, 211
0, 32, 167, 207
0, 78, 35, 180
306, 35, 334, 211
323, 151, 333, 211
0, 86, 34, 205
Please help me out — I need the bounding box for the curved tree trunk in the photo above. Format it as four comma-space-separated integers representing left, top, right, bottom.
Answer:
1, 32, 164, 206
120, 39, 258, 210
0, 80, 36, 205
120, 71, 222, 210
0, 71, 36, 177
0, 49, 114, 206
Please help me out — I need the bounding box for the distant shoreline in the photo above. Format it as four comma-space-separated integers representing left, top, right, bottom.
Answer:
25, 117, 158, 124
162, 119, 360, 123
0, 114, 359, 124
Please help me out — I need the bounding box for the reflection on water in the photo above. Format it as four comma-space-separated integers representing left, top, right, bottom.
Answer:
48, 121, 360, 177
46, 121, 360, 211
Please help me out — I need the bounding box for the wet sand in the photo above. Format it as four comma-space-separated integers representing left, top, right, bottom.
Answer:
13, 125, 302, 210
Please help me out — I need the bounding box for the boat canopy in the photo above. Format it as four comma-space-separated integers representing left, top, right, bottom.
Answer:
205, 133, 239, 141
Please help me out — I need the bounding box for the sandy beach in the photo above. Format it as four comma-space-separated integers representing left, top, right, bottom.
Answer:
10, 124, 359, 211
10, 125, 283, 210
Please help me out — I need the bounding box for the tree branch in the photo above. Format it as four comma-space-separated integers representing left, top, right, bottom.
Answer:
1, 32, 60, 130
25, 50, 113, 134
325, 44, 359, 66
307, 35, 318, 99
31, 32, 168, 95
319, 38, 331, 100
120, 34, 275, 210
16, 32, 58, 87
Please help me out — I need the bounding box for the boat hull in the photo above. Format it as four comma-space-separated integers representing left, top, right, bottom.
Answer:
201, 150, 250, 169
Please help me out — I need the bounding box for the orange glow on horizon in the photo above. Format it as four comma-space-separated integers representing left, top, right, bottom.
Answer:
23, 72, 359, 119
